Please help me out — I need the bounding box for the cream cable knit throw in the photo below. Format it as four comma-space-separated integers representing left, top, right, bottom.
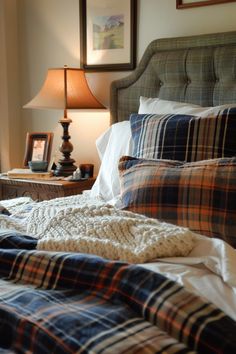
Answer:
26, 195, 194, 263
0, 197, 37, 232
0, 194, 195, 263
0, 194, 102, 233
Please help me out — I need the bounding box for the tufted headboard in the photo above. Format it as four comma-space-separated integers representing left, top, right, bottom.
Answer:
110, 31, 236, 124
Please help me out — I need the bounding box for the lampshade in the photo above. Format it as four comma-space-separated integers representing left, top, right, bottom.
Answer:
24, 66, 105, 177
24, 67, 105, 110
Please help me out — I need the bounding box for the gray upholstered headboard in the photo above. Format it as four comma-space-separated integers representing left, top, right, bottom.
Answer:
110, 31, 236, 124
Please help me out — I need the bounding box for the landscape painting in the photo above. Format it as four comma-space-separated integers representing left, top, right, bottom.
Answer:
93, 14, 124, 50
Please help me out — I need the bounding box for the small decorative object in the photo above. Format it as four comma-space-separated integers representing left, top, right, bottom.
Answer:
28, 160, 48, 172
80, 0, 137, 71
23, 132, 53, 168
176, 0, 236, 9
24, 66, 105, 177
79, 163, 94, 178
65, 167, 82, 181
72, 168, 82, 180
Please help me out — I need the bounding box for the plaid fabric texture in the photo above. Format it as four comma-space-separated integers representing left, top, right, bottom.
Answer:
130, 107, 236, 162
110, 32, 236, 124
0, 230, 37, 249
0, 230, 236, 353
119, 156, 236, 247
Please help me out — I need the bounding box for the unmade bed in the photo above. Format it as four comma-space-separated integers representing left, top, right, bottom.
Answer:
0, 31, 236, 353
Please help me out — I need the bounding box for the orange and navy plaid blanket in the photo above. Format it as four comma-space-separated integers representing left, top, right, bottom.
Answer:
0, 230, 235, 353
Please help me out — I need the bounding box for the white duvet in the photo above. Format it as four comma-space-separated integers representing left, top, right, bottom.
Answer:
0, 194, 236, 320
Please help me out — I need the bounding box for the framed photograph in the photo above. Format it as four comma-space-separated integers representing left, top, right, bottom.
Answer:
176, 0, 236, 9
23, 132, 53, 168
79, 0, 137, 71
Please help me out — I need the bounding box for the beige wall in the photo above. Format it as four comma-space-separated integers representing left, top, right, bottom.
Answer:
0, 0, 22, 171
8, 0, 236, 173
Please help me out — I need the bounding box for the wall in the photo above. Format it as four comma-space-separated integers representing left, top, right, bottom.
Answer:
18, 0, 111, 175
16, 0, 236, 174
138, 0, 236, 57
0, 0, 22, 171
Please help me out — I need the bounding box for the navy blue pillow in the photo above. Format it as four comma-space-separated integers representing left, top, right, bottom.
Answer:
130, 108, 236, 161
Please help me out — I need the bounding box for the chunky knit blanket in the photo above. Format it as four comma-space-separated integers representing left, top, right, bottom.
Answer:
0, 194, 195, 263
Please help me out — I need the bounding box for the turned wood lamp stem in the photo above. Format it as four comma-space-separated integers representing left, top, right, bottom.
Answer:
54, 66, 77, 177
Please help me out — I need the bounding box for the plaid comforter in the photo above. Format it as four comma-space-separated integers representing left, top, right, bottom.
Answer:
0, 231, 235, 353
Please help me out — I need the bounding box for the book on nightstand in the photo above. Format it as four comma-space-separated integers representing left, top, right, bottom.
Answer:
7, 169, 53, 179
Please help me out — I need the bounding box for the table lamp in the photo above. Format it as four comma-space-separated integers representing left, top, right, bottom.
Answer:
24, 66, 105, 177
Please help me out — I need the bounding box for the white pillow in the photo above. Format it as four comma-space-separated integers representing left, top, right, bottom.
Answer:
90, 121, 133, 201
138, 97, 201, 114
138, 96, 236, 116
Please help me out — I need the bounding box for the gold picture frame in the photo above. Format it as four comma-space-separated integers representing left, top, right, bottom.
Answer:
176, 0, 236, 9
23, 132, 53, 168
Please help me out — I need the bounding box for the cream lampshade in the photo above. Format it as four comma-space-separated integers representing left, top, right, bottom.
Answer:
24, 66, 105, 177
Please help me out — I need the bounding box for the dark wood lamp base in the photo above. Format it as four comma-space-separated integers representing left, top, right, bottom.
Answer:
54, 118, 77, 177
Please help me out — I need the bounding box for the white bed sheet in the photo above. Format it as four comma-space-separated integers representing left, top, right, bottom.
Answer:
142, 234, 236, 320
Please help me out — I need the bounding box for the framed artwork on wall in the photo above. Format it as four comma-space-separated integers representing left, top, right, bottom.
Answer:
23, 132, 53, 168
79, 0, 137, 71
176, 0, 236, 9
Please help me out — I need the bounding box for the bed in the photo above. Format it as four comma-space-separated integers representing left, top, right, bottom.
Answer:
1, 31, 236, 353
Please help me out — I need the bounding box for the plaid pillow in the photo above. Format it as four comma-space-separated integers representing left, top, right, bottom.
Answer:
119, 156, 236, 247
130, 107, 236, 161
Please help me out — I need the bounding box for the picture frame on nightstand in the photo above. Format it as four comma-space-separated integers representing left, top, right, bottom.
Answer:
23, 132, 53, 168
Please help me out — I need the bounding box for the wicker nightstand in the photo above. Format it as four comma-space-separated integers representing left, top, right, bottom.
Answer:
0, 177, 96, 201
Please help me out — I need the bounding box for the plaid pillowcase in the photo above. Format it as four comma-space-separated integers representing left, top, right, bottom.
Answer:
119, 156, 236, 247
130, 107, 236, 161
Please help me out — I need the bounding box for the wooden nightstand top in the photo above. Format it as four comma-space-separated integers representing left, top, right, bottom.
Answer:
0, 176, 96, 201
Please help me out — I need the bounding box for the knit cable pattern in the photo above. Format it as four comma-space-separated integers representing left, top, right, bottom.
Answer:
30, 202, 195, 263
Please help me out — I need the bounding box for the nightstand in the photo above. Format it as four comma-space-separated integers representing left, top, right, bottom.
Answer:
0, 176, 96, 201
